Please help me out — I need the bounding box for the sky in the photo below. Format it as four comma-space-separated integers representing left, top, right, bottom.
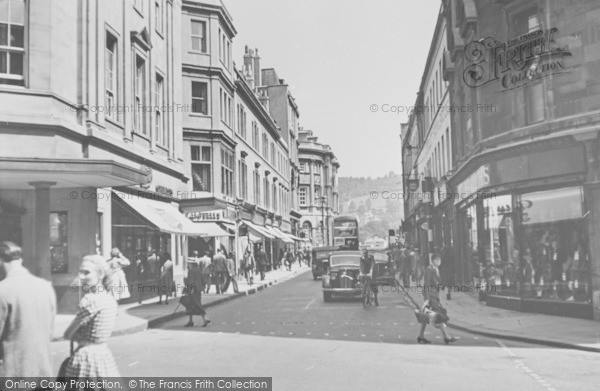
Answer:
225, 0, 441, 178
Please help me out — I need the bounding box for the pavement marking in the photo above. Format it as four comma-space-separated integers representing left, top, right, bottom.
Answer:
251, 322, 256, 325
393, 323, 398, 325
379, 335, 384, 338
236, 322, 241, 325
324, 333, 330, 336
398, 335, 402, 340
361, 334, 366, 337
270, 332, 275, 335
306, 332, 312, 336
128, 361, 139, 367
304, 298, 315, 310
343, 334, 348, 337
288, 332, 294, 335
496, 340, 557, 391
252, 332, 258, 335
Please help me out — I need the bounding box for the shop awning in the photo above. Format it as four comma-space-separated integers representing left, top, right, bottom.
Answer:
193, 222, 232, 237
264, 226, 294, 244
286, 233, 303, 242
275, 228, 297, 244
113, 191, 205, 236
242, 220, 276, 239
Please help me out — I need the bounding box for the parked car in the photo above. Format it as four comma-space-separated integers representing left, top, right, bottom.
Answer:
311, 246, 339, 280
322, 250, 363, 302
370, 248, 396, 286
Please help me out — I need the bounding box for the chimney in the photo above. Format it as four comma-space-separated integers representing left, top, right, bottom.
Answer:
243, 64, 254, 90
253, 48, 261, 87
243, 45, 254, 74
259, 89, 269, 111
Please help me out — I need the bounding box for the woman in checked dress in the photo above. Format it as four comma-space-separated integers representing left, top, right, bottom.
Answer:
63, 255, 120, 379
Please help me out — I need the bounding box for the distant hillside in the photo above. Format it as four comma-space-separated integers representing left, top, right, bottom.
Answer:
338, 171, 403, 202
338, 171, 404, 242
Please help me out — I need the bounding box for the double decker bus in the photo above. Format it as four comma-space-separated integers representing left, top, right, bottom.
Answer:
332, 215, 359, 250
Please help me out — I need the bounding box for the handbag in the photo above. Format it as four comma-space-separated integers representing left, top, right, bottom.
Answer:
57, 340, 74, 381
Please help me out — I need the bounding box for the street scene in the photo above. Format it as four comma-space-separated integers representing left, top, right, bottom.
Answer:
2, 0, 600, 390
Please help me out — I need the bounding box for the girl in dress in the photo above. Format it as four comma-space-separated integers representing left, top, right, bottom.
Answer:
63, 255, 120, 379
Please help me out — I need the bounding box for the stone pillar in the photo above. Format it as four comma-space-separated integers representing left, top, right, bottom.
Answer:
28, 181, 56, 279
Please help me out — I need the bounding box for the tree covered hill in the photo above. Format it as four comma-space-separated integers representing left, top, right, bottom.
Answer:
337, 171, 404, 242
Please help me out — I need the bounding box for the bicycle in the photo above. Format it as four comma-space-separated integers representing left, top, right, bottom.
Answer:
361, 274, 375, 307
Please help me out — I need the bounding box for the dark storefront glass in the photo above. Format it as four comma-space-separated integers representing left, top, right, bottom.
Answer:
481, 187, 591, 303
50, 212, 68, 274
518, 187, 590, 303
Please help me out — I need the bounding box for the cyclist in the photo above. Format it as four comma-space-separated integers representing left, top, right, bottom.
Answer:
360, 249, 379, 306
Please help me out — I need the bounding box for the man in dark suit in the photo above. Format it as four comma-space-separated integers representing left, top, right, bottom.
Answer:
256, 245, 268, 281
0, 241, 56, 376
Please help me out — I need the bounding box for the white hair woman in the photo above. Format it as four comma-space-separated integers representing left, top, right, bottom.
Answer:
105, 247, 131, 301
62, 255, 120, 378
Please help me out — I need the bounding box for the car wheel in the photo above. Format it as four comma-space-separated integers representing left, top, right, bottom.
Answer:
323, 292, 332, 302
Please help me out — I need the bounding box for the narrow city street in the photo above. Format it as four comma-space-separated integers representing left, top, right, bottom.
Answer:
51, 273, 600, 390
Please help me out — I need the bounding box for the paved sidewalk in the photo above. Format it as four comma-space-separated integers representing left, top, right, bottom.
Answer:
404, 289, 600, 353
53, 264, 310, 341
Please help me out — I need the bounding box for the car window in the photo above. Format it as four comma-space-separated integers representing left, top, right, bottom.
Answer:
330, 255, 360, 267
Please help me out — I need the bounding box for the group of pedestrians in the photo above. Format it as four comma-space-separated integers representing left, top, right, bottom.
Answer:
0, 241, 123, 379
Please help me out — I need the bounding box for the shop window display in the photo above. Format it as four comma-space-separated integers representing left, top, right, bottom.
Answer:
519, 187, 590, 302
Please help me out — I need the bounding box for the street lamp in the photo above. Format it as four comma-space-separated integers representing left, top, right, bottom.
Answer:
316, 195, 328, 246
234, 198, 244, 275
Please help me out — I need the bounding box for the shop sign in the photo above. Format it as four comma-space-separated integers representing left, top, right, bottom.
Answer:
185, 209, 235, 222
280, 221, 291, 232
463, 28, 572, 91
252, 213, 265, 226
456, 165, 491, 204
240, 210, 252, 221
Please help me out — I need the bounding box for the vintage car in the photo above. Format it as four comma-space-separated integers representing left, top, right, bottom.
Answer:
369, 248, 396, 286
311, 246, 339, 280
322, 250, 363, 302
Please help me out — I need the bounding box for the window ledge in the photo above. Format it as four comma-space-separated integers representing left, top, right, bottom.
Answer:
189, 113, 210, 118
132, 130, 151, 142
105, 117, 124, 129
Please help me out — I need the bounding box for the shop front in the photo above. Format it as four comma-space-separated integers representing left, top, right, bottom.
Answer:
452, 139, 593, 319
111, 190, 209, 303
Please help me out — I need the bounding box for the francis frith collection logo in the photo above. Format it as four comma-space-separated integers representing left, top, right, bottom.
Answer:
463, 27, 572, 91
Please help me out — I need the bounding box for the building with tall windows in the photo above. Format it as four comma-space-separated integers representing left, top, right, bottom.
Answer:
403, 0, 600, 320
260, 67, 303, 238
298, 128, 340, 247
401, 5, 452, 270
179, 1, 298, 267
0, 0, 194, 311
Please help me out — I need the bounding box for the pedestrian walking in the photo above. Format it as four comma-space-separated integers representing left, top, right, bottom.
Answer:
105, 247, 131, 301
278, 248, 285, 270
416, 253, 456, 345
62, 255, 121, 378
256, 245, 268, 281
198, 251, 213, 293
223, 252, 239, 293
0, 241, 56, 377
440, 244, 455, 300
181, 257, 211, 328
285, 249, 295, 271
211, 249, 228, 294
158, 251, 174, 304
411, 248, 423, 284
241, 249, 255, 285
